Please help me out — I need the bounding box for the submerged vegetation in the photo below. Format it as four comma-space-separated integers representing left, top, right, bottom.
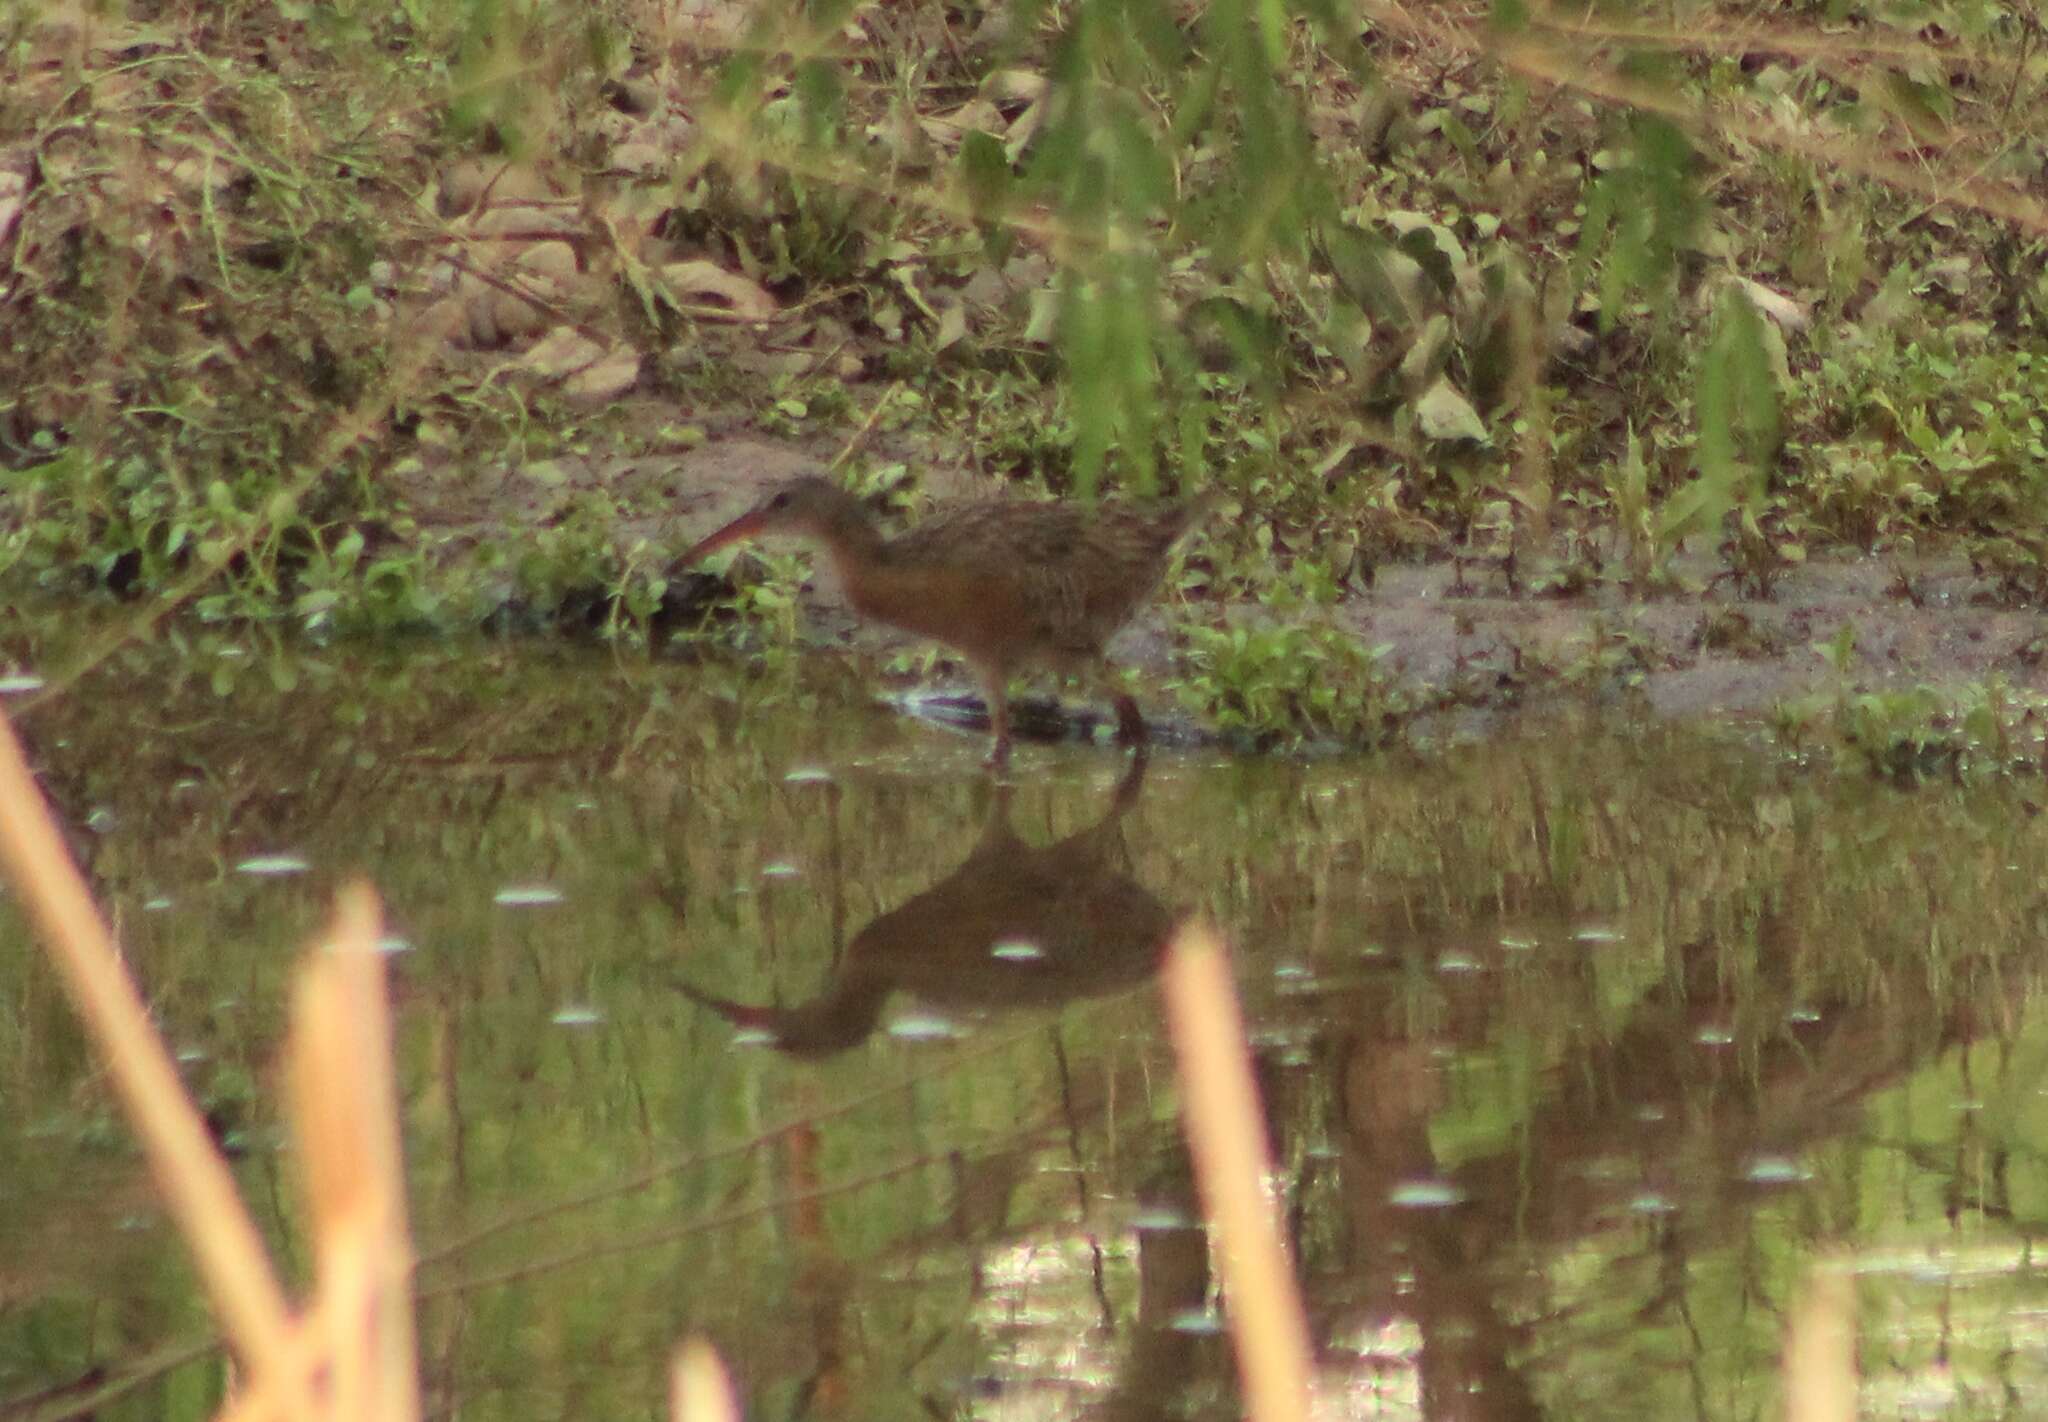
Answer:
1, 0, 2046, 753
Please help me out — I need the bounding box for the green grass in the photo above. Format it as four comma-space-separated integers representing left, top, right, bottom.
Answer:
3, 0, 2046, 747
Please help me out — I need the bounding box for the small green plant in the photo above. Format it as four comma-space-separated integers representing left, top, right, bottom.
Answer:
1833, 687, 1968, 782
692, 547, 812, 664
1557, 619, 1659, 693
1786, 668, 2048, 785
1170, 618, 1404, 750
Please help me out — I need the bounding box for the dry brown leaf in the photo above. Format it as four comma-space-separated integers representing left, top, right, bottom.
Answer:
520, 327, 605, 378
1731, 276, 1810, 333
610, 141, 669, 175
607, 114, 697, 176
0, 148, 31, 251
439, 160, 573, 218
933, 301, 969, 352
465, 201, 583, 241
519, 327, 642, 404
659, 259, 777, 322
918, 98, 1003, 148
564, 345, 643, 404
670, 0, 751, 44
982, 69, 1048, 103
453, 241, 580, 345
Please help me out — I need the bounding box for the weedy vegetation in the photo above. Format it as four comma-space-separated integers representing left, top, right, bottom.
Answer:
2, 0, 2046, 752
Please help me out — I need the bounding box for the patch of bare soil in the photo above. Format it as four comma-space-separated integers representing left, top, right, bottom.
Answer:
1357, 553, 2048, 725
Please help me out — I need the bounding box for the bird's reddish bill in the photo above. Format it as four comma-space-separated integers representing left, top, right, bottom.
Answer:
680, 510, 766, 564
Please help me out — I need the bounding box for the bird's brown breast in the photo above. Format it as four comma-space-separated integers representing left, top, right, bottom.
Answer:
839, 559, 1040, 666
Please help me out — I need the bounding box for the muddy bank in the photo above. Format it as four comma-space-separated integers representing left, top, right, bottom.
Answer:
392, 432, 2048, 737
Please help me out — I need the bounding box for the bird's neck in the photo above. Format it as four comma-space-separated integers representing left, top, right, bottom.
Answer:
811, 503, 890, 573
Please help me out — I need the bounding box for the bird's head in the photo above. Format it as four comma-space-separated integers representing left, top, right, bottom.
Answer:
681, 475, 866, 562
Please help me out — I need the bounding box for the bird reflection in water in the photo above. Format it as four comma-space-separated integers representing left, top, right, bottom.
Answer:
680, 475, 1211, 766
682, 753, 1173, 1057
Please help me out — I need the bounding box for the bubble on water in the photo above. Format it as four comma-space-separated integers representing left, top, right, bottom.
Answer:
551, 1005, 604, 1028
887, 1012, 962, 1042
237, 854, 309, 876
494, 885, 563, 907
991, 940, 1043, 962
784, 767, 835, 784
1743, 1156, 1812, 1185
1131, 1206, 1194, 1231
1389, 1179, 1467, 1209
760, 862, 801, 880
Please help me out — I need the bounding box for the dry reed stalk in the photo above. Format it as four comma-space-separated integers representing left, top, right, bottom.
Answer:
1782, 1256, 1856, 1422
670, 1336, 742, 1422
208, 1308, 337, 1422
0, 708, 310, 1412
285, 884, 421, 1422
1158, 919, 1315, 1422
137, 886, 425, 1422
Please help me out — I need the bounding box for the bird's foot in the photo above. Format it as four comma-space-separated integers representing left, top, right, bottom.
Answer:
982, 735, 1013, 773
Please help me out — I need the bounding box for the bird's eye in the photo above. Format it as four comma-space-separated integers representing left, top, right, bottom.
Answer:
768, 490, 792, 510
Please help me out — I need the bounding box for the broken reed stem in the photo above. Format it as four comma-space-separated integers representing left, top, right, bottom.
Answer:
1158, 919, 1315, 1422
1782, 1255, 1856, 1422
287, 884, 421, 1422
670, 1336, 742, 1422
0, 707, 305, 1396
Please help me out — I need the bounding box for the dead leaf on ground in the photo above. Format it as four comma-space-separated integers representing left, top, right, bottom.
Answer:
1414, 377, 1490, 443
520, 327, 641, 403
450, 239, 581, 347
659, 260, 778, 323
1728, 276, 1810, 333
933, 301, 969, 352
564, 346, 643, 404
983, 70, 1048, 105
669, 0, 752, 45
439, 160, 575, 219
606, 115, 697, 176
919, 99, 1004, 148
0, 149, 32, 251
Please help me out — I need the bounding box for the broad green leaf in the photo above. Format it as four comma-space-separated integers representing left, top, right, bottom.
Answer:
958, 131, 1011, 223
1320, 223, 1419, 332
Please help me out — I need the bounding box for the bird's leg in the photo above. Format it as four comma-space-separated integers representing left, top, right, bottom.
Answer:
1096, 661, 1149, 749
975, 662, 1012, 770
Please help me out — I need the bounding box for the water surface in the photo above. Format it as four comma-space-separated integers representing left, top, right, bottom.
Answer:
5, 635, 2048, 1420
